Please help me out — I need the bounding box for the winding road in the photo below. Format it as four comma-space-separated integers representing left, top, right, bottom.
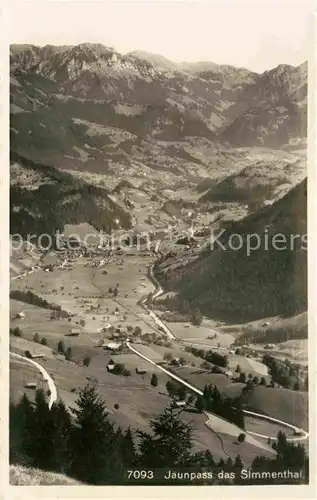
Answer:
128, 264, 309, 443
10, 352, 57, 410
10, 257, 309, 440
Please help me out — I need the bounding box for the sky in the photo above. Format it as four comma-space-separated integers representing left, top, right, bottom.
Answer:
6, 0, 314, 72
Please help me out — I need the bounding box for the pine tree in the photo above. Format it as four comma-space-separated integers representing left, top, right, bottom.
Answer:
108, 428, 126, 483
166, 380, 176, 396
68, 384, 119, 484
83, 356, 90, 367
225, 457, 233, 472
50, 400, 72, 472
24, 389, 58, 470
239, 372, 246, 383
195, 396, 206, 412
217, 458, 225, 468
177, 386, 186, 400
151, 373, 158, 387
10, 394, 34, 464
234, 454, 243, 469
203, 384, 212, 399
189, 449, 215, 467
233, 454, 244, 484
57, 340, 65, 354
237, 432, 246, 443
65, 346, 72, 361
137, 407, 193, 468
274, 431, 288, 460
33, 333, 40, 343
120, 427, 136, 467
212, 386, 221, 405
235, 406, 245, 429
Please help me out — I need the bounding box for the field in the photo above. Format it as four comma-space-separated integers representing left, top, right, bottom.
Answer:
10, 248, 308, 468
244, 416, 295, 438
165, 365, 246, 397
220, 312, 308, 364
10, 339, 276, 466
10, 359, 42, 403
157, 318, 234, 345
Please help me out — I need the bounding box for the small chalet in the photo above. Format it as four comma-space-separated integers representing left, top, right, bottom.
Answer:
107, 360, 115, 371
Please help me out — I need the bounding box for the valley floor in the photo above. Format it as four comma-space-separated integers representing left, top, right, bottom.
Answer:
10, 245, 308, 473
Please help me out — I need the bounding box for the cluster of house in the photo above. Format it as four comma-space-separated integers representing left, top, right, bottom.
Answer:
264, 343, 276, 350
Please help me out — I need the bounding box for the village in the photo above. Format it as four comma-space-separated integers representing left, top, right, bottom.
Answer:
10, 229, 308, 460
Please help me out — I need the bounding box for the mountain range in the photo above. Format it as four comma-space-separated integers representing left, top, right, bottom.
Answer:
10, 43, 308, 325
10, 43, 307, 180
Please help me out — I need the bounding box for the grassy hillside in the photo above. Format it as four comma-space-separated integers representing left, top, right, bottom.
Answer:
155, 178, 307, 322
238, 386, 308, 430
10, 152, 132, 237
10, 465, 83, 485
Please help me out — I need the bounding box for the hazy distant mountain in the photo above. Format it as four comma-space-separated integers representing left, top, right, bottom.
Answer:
219, 63, 307, 147
10, 43, 307, 172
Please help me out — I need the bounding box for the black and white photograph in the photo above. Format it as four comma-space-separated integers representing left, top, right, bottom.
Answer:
5, 0, 315, 493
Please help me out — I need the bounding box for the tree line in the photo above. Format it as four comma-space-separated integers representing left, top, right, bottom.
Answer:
195, 384, 245, 429
10, 384, 308, 485
10, 290, 63, 312
10, 153, 132, 239
185, 346, 228, 368
262, 354, 307, 391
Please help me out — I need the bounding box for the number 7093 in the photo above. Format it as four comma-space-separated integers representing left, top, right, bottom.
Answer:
127, 470, 154, 480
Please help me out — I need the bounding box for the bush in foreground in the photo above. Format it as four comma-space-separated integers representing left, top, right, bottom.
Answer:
10, 385, 309, 486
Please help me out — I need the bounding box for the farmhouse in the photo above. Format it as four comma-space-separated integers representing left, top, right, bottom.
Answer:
68, 328, 81, 336
23, 349, 47, 359
172, 400, 187, 408
135, 367, 147, 375
264, 343, 275, 349
16, 312, 25, 319
102, 323, 112, 331
103, 342, 122, 351
107, 361, 115, 371
293, 429, 303, 436
25, 382, 37, 389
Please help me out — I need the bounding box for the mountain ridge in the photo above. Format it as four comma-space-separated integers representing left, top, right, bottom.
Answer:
10, 42, 307, 74
10, 43, 307, 179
